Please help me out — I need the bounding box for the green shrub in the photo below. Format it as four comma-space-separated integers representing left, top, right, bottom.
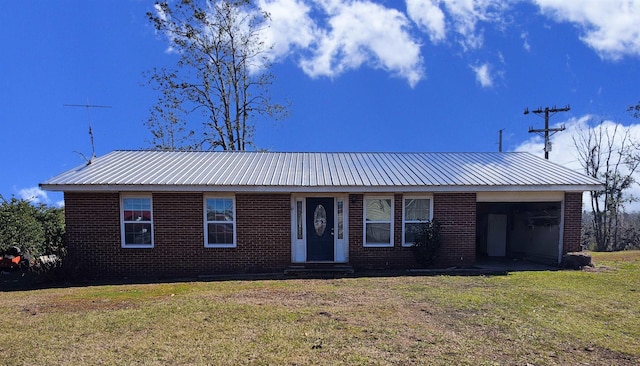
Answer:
412, 220, 442, 267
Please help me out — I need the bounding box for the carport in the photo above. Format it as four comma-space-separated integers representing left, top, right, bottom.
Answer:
476, 192, 564, 264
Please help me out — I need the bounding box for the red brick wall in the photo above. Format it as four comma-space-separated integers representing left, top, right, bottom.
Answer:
563, 192, 583, 253
64, 192, 120, 276
64, 192, 291, 279
348, 193, 478, 269
433, 193, 476, 267
65, 190, 484, 277
348, 194, 417, 269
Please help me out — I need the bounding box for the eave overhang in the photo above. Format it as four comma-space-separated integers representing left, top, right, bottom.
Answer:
39, 183, 604, 193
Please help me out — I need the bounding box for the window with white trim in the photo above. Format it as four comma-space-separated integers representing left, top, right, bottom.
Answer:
204, 196, 236, 248
364, 197, 393, 247
403, 197, 432, 246
121, 196, 154, 248
296, 200, 303, 240
337, 199, 344, 240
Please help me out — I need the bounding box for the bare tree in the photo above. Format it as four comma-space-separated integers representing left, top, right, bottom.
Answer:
629, 100, 640, 119
573, 121, 640, 251
145, 0, 287, 151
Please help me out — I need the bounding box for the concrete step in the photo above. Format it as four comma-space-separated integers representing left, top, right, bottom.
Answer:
284, 264, 354, 275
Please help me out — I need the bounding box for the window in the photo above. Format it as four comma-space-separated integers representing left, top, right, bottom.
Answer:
403, 197, 432, 246
337, 199, 344, 240
204, 197, 236, 248
364, 197, 393, 247
296, 200, 303, 240
121, 196, 154, 248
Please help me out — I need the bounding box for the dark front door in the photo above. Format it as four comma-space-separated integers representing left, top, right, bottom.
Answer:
306, 197, 335, 261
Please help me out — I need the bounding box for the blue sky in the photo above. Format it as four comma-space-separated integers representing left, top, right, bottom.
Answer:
2, 0, 640, 207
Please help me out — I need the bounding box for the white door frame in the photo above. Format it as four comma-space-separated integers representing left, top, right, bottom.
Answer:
291, 194, 348, 263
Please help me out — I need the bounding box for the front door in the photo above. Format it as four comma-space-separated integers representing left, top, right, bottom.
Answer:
306, 197, 335, 261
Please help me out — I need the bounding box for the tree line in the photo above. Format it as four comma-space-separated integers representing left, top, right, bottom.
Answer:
573, 100, 640, 252
0, 196, 65, 258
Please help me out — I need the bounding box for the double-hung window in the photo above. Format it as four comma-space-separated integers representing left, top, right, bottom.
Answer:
204, 196, 236, 248
364, 197, 393, 247
121, 196, 154, 248
402, 197, 432, 246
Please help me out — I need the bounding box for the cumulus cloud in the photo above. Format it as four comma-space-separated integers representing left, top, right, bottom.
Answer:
533, 0, 640, 60
471, 62, 493, 87
298, 0, 424, 87
514, 116, 640, 211
258, 0, 318, 59
406, 0, 446, 42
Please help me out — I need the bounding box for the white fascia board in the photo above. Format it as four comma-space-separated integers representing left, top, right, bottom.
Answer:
40, 183, 604, 193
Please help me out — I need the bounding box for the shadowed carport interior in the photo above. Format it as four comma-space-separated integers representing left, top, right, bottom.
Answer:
476, 202, 561, 264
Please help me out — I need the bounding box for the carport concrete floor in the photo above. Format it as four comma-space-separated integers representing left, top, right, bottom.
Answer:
475, 257, 559, 272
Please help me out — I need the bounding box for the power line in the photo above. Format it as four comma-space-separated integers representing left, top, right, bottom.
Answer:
524, 105, 570, 159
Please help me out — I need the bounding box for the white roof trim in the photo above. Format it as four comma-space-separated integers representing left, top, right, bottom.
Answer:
40, 183, 601, 193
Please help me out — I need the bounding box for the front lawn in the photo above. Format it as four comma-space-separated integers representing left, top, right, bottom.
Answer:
1, 251, 639, 365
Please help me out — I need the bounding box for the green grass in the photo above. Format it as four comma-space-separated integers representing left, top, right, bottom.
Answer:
1, 251, 639, 365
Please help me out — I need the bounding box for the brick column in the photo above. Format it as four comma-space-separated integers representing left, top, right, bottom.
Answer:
433, 192, 476, 267
563, 192, 583, 253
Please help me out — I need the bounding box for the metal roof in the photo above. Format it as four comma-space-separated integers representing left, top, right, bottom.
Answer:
40, 150, 603, 193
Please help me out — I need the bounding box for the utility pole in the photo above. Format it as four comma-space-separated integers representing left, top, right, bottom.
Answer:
498, 128, 504, 152
524, 105, 570, 159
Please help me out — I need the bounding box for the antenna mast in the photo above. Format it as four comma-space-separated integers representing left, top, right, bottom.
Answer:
523, 105, 570, 159
63, 98, 111, 163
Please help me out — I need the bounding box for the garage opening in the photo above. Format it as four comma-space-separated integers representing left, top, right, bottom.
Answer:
476, 202, 561, 263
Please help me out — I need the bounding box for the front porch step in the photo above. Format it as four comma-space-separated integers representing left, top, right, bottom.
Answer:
284, 264, 354, 276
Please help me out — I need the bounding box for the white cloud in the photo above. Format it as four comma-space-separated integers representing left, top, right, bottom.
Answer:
151, 0, 640, 87
17, 187, 59, 206
299, 0, 424, 87
514, 116, 640, 212
471, 62, 493, 87
258, 0, 318, 59
440, 0, 507, 50
406, 0, 447, 42
533, 0, 640, 60
521, 31, 530, 51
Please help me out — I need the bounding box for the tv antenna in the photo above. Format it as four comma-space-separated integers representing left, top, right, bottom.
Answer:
63, 99, 111, 164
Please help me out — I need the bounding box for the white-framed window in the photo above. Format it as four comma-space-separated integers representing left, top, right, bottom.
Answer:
402, 196, 433, 247
337, 199, 344, 240
364, 196, 393, 247
120, 195, 154, 248
204, 196, 236, 248
296, 200, 304, 240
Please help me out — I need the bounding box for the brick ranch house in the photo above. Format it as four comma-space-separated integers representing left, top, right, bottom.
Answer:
40, 150, 601, 279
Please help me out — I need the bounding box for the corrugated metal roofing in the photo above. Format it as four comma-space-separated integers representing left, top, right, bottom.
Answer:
40, 150, 603, 192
